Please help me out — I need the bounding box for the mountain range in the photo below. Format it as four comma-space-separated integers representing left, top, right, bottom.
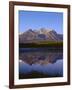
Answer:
19, 28, 63, 43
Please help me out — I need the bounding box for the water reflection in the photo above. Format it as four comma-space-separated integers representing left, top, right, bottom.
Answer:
19, 48, 63, 79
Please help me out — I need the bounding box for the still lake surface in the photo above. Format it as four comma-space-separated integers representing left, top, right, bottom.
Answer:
19, 48, 63, 79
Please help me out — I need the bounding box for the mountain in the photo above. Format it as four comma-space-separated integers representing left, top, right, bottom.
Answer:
19, 28, 63, 43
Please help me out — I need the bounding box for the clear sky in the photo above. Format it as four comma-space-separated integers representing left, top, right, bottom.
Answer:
19, 10, 63, 34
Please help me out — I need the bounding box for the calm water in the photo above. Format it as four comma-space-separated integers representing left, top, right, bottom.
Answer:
19, 48, 63, 79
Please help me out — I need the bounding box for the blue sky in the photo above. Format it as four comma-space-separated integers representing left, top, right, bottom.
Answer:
19, 10, 63, 34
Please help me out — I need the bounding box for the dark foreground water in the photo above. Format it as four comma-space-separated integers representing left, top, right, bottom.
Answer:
19, 48, 63, 79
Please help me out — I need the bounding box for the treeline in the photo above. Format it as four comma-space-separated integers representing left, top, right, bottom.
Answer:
19, 42, 63, 48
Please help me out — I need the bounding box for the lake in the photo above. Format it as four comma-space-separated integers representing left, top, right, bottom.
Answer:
19, 48, 63, 79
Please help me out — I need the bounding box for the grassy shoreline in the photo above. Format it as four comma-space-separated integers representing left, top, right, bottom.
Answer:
19, 42, 63, 48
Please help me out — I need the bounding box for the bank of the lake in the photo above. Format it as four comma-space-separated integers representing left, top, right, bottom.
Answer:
19, 42, 63, 48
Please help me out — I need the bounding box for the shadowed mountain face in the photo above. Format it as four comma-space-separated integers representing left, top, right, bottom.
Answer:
19, 49, 63, 79
19, 28, 63, 43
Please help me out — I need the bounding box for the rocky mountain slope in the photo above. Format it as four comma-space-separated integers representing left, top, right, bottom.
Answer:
19, 28, 63, 43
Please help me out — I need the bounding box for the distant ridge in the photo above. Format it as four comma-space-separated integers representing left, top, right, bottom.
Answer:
19, 28, 63, 43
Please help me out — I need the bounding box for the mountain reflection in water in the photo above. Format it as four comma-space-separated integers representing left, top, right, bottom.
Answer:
19, 48, 63, 79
